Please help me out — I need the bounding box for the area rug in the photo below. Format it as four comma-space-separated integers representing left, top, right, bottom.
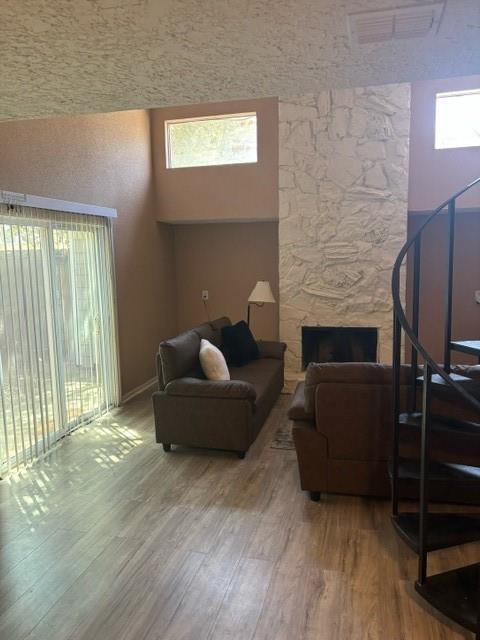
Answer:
270, 418, 295, 450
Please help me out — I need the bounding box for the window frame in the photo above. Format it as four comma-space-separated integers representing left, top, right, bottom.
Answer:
164, 111, 258, 169
434, 88, 480, 151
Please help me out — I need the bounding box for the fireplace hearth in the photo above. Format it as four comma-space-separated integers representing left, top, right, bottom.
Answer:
301, 326, 378, 370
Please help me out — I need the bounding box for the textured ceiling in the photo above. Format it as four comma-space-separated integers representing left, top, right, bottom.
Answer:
1, 0, 479, 121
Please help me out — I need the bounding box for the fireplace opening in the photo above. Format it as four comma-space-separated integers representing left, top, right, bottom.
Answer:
301, 326, 378, 370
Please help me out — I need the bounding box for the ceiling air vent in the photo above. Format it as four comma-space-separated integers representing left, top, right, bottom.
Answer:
348, 2, 445, 45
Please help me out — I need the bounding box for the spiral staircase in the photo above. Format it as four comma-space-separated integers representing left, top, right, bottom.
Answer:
391, 176, 480, 638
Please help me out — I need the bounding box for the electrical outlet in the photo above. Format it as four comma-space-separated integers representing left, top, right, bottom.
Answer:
475, 290, 480, 304
202, 290, 209, 301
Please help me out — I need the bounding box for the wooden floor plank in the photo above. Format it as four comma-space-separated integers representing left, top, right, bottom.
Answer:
1, 392, 477, 640
208, 557, 274, 640
158, 511, 258, 640
86, 547, 205, 640
0, 527, 85, 616
0, 527, 116, 640
23, 535, 146, 640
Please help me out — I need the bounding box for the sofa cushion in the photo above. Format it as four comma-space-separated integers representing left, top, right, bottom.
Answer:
194, 322, 217, 344
160, 329, 201, 385
190, 318, 232, 347
257, 340, 287, 360
199, 339, 230, 381
230, 358, 283, 402
222, 321, 259, 366
165, 377, 255, 401
209, 316, 231, 347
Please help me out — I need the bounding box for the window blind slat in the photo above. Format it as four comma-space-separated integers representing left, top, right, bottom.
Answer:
0, 204, 119, 474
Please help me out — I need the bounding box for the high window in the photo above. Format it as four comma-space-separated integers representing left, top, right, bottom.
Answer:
435, 89, 480, 150
165, 112, 257, 168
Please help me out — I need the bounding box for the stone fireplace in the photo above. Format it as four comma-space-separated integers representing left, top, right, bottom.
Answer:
278, 83, 410, 384
302, 326, 378, 369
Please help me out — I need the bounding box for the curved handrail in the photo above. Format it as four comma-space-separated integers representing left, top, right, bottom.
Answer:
392, 176, 480, 412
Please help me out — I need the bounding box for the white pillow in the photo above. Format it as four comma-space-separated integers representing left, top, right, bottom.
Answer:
199, 339, 230, 381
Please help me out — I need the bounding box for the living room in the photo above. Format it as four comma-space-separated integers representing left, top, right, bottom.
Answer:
1, 1, 480, 639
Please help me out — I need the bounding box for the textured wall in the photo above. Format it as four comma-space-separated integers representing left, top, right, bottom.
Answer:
0, 110, 177, 396
279, 84, 410, 376
151, 97, 278, 223
407, 212, 480, 366
173, 222, 279, 341
409, 75, 480, 212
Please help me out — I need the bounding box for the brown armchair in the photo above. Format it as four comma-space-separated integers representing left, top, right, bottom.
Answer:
288, 363, 410, 500
288, 362, 480, 502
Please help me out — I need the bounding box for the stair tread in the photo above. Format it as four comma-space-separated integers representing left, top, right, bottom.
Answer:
399, 411, 480, 437
451, 340, 480, 357
417, 373, 480, 401
415, 562, 479, 633
418, 372, 475, 384
391, 513, 480, 553
389, 456, 480, 481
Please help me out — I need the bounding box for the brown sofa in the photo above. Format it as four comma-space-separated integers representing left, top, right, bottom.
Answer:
152, 317, 286, 457
288, 362, 480, 502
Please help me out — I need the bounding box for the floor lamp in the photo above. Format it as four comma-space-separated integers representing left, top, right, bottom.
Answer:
247, 280, 276, 327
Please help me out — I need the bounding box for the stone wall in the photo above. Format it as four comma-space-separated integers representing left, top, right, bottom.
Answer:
279, 84, 411, 379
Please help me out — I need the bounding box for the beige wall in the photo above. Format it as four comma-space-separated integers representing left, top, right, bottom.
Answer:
151, 97, 279, 223
173, 222, 279, 341
406, 75, 480, 364
0, 110, 176, 396
151, 97, 280, 344
409, 75, 480, 211
407, 212, 480, 364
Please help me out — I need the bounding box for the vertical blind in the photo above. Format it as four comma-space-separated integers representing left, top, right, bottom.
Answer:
0, 204, 120, 474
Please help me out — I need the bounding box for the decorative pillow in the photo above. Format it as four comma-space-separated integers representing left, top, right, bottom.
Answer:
221, 320, 259, 367
199, 339, 230, 381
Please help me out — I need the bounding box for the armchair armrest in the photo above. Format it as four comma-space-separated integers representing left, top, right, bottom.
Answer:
165, 377, 256, 402
257, 340, 286, 360
288, 382, 314, 422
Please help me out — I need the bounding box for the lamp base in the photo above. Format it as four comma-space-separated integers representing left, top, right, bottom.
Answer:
247, 302, 264, 327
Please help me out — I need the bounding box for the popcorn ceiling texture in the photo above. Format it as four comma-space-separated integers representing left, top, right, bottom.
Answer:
279, 84, 410, 377
0, 0, 479, 121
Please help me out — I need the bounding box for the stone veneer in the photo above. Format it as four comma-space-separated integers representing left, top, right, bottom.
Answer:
279, 83, 411, 380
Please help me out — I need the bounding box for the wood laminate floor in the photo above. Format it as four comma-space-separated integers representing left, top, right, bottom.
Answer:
0, 393, 477, 639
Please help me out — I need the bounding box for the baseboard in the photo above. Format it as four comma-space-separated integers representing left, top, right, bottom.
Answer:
121, 377, 157, 404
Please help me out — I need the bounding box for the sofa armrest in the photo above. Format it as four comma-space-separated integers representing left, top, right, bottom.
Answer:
288, 382, 314, 422
155, 352, 165, 390
165, 377, 256, 402
257, 340, 287, 360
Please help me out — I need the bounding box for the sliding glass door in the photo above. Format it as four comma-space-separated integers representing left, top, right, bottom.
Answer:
0, 205, 119, 473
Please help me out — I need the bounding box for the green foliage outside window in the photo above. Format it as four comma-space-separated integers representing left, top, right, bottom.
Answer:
167, 113, 257, 168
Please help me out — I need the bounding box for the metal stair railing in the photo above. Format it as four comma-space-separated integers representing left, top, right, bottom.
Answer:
391, 176, 480, 639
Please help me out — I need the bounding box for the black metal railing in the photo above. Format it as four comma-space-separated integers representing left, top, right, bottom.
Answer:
392, 176, 480, 416
391, 175, 480, 589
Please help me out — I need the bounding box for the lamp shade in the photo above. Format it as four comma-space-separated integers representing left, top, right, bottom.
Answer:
248, 280, 276, 304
